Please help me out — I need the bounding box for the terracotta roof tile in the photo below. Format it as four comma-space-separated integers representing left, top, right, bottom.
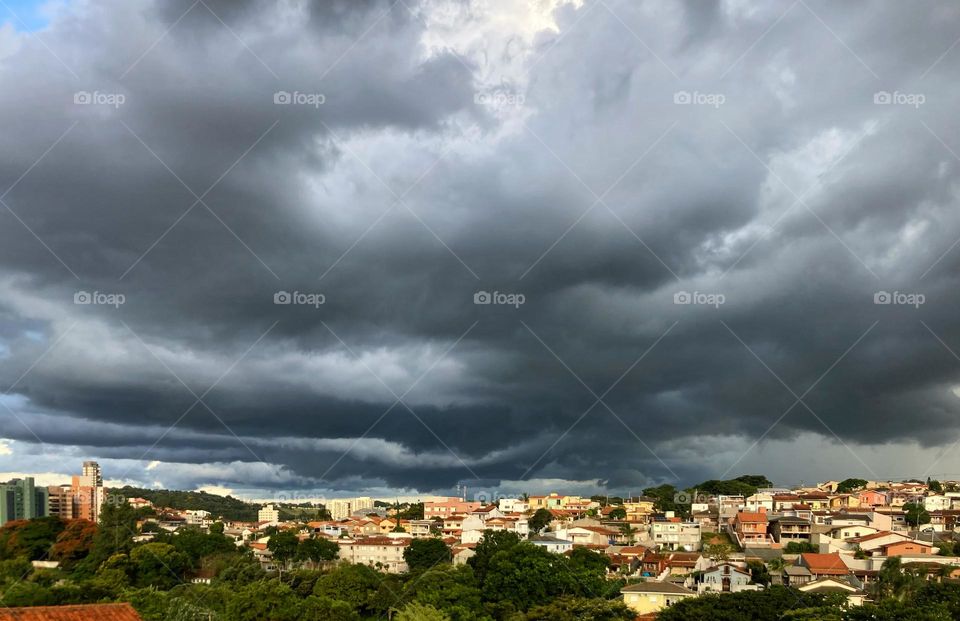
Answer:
0, 603, 142, 621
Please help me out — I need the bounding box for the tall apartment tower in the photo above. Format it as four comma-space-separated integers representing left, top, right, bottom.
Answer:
71, 461, 106, 523
80, 461, 103, 487
0, 477, 48, 526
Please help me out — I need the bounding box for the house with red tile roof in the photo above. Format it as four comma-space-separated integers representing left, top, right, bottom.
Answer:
0, 603, 143, 621
734, 509, 770, 546
799, 552, 852, 578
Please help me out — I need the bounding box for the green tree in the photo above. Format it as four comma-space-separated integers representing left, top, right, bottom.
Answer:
656, 586, 830, 620
873, 557, 924, 602
395, 602, 451, 621
297, 536, 338, 568
402, 565, 483, 621
73, 501, 138, 576
404, 538, 452, 572
528, 508, 553, 533
607, 507, 626, 520
468, 530, 521, 584
747, 559, 771, 585
642, 484, 680, 514
267, 530, 299, 573
224, 580, 300, 621
312, 563, 381, 614
903, 503, 931, 527
705, 542, 732, 561
836, 478, 869, 493
215, 553, 265, 585
521, 596, 635, 621
480, 542, 579, 611
928, 479, 944, 493
784, 541, 817, 554
130, 542, 190, 590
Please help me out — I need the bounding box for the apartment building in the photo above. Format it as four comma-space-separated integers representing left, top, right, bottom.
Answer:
337, 536, 412, 573
326, 497, 375, 520
423, 499, 481, 520
650, 516, 702, 551
0, 477, 48, 526
47, 485, 74, 519
71, 461, 106, 522
258, 505, 280, 524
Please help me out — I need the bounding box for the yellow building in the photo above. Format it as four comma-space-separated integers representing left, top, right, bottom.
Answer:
621, 582, 696, 615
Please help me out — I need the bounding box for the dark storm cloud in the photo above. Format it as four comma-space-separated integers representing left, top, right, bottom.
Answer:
1, 0, 960, 493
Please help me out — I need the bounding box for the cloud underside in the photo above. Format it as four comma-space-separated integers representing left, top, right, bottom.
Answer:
1, 0, 960, 493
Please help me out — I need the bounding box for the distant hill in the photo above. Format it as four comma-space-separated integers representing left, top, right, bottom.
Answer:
112, 486, 259, 521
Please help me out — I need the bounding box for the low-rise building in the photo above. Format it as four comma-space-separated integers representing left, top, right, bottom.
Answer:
337, 536, 413, 573
528, 535, 573, 554
620, 581, 696, 615
650, 517, 702, 551
698, 562, 754, 593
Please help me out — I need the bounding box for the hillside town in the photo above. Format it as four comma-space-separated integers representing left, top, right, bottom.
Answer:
6, 464, 960, 618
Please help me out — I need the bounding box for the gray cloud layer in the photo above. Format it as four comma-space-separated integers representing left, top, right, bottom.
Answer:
1, 0, 959, 494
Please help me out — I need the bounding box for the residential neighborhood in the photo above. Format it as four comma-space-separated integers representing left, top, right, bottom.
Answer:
7, 465, 960, 619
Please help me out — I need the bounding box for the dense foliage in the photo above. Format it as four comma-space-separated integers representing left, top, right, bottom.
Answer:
0, 517, 627, 620
112, 486, 259, 521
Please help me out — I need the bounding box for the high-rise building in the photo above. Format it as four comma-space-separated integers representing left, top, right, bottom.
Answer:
0, 477, 48, 526
70, 461, 106, 522
258, 504, 280, 524
47, 485, 74, 519
326, 496, 375, 520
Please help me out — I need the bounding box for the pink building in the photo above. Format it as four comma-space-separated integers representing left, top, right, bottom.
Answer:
424, 499, 482, 520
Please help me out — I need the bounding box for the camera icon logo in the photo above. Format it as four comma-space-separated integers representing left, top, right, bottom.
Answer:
74, 291, 92, 304
74, 91, 92, 105
274, 291, 292, 304
673, 291, 691, 304
673, 90, 691, 105
874, 91, 892, 105
274, 91, 292, 105
874, 291, 891, 304
474, 291, 492, 305
673, 491, 692, 504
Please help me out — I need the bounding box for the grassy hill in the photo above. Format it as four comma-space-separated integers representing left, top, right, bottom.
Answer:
112, 486, 259, 521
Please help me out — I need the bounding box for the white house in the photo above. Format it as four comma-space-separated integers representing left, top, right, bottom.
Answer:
698, 563, 756, 594
744, 493, 774, 513
529, 535, 573, 554
498, 498, 529, 513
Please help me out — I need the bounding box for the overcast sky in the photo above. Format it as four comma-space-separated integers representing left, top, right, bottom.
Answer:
1, 0, 959, 501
